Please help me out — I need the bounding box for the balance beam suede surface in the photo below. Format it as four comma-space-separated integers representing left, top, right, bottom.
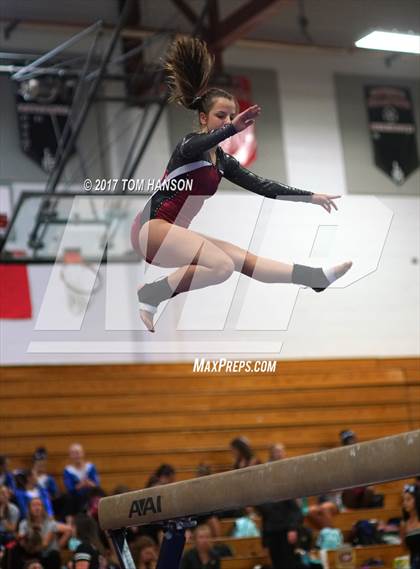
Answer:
98, 430, 420, 530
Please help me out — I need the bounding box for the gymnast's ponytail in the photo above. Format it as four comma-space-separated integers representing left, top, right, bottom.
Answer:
164, 35, 214, 110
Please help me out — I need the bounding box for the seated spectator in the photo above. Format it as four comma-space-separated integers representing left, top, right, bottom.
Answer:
230, 437, 260, 469
303, 442, 342, 529
307, 493, 343, 530
231, 507, 260, 538
268, 443, 286, 462
145, 465, 176, 488
316, 527, 344, 550
134, 536, 158, 569
0, 455, 16, 494
63, 445, 100, 516
11, 497, 71, 569
32, 449, 59, 504
339, 431, 384, 509
72, 513, 106, 569
401, 484, 420, 569
15, 471, 54, 519
0, 485, 20, 546
180, 525, 220, 569
295, 527, 323, 568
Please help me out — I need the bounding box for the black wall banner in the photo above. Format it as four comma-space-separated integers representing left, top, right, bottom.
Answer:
365, 86, 419, 185
15, 76, 75, 173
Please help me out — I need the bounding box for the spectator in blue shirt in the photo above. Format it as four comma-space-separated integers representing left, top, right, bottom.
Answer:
32, 448, 59, 502
63, 444, 100, 516
0, 455, 16, 494
15, 469, 54, 518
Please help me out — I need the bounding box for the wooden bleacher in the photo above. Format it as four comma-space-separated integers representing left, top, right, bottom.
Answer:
1, 358, 418, 487
221, 556, 269, 569
324, 543, 407, 569
2, 358, 419, 482
1, 358, 418, 568
219, 507, 403, 537
218, 544, 407, 569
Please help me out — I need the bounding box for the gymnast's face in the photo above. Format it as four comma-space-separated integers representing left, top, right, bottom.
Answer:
199, 97, 237, 133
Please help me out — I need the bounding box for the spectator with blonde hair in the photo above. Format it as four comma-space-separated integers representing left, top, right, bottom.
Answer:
180, 524, 221, 569
63, 445, 100, 516
134, 536, 158, 569
268, 443, 286, 462
11, 498, 71, 569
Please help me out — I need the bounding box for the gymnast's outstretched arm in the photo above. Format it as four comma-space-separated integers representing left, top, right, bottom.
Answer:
179, 104, 262, 159
179, 124, 237, 159
221, 151, 314, 203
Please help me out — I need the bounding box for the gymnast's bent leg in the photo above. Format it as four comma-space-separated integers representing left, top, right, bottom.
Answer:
135, 219, 236, 331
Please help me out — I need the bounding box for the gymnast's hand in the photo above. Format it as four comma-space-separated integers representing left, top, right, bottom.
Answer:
311, 193, 341, 213
232, 104, 261, 132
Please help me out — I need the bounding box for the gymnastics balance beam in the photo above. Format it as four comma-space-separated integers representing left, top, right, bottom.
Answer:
98, 430, 420, 569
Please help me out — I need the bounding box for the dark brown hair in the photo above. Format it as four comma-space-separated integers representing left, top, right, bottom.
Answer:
164, 35, 236, 117
74, 513, 105, 554
230, 436, 255, 468
403, 485, 420, 521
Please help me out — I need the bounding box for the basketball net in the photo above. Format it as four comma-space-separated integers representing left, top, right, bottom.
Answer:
60, 248, 101, 315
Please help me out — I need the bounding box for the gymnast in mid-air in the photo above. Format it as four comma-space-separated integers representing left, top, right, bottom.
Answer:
131, 35, 352, 332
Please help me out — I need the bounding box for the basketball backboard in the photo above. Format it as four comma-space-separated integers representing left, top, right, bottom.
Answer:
0, 192, 146, 263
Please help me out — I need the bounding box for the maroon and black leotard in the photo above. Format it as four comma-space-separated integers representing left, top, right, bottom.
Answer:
130, 124, 313, 260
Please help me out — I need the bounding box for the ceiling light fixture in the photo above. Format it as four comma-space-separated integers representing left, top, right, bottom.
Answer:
355, 31, 420, 54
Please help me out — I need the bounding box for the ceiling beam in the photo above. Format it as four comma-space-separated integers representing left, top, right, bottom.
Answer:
2, 19, 416, 59
206, 0, 223, 73
118, 0, 145, 97
171, 0, 201, 27
210, 0, 283, 52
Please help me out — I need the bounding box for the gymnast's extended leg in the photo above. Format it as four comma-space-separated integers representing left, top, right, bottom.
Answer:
136, 219, 236, 331
197, 232, 352, 290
